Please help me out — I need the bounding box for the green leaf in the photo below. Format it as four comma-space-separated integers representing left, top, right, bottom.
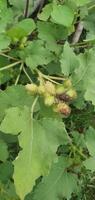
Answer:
37, 21, 68, 53
0, 106, 68, 199
73, 49, 95, 105
0, 0, 13, 33
0, 34, 10, 51
38, 3, 52, 21
21, 40, 54, 69
0, 56, 11, 84
32, 157, 78, 200
0, 180, 19, 200
75, 0, 92, 6
0, 85, 34, 122
51, 4, 74, 27
0, 139, 9, 162
85, 127, 95, 156
84, 8, 95, 40
0, 161, 13, 183
9, 0, 37, 16
83, 157, 95, 172
60, 42, 79, 76
7, 19, 36, 41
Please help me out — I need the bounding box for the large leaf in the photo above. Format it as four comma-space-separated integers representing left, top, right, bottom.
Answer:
0, 0, 13, 33
0, 139, 9, 162
0, 106, 68, 199
37, 21, 68, 53
0, 56, 11, 84
0, 180, 19, 200
38, 3, 52, 21
85, 126, 95, 156
7, 19, 36, 41
83, 157, 95, 172
0, 34, 10, 51
0, 85, 34, 121
73, 49, 95, 105
0, 161, 13, 183
60, 42, 79, 76
51, 4, 74, 27
20, 40, 54, 69
75, 0, 92, 6
32, 157, 78, 200
84, 7, 95, 40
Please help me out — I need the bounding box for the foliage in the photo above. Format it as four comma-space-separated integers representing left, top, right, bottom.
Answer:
0, 0, 95, 200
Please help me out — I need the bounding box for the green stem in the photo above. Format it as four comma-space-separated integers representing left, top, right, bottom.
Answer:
88, 4, 95, 10
36, 69, 61, 85
31, 96, 39, 119
71, 37, 95, 49
1, 48, 11, 53
76, 148, 87, 159
15, 63, 23, 85
0, 52, 19, 61
47, 75, 65, 81
0, 61, 21, 72
42, 74, 61, 85
23, 66, 33, 83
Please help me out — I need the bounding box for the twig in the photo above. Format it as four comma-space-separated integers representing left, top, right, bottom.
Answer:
72, 21, 84, 44
24, 0, 30, 18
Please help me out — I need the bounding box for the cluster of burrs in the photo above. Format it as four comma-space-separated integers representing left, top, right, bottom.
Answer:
25, 78, 77, 116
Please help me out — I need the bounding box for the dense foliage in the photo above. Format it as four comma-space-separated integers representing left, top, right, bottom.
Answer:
0, 0, 95, 199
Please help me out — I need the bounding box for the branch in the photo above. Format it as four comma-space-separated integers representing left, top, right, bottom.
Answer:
24, 0, 30, 18
32, 0, 45, 15
72, 21, 84, 44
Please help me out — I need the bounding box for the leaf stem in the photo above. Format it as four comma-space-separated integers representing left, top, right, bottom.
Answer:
23, 66, 33, 83
71, 39, 95, 48
88, 4, 95, 10
0, 52, 19, 61
75, 147, 87, 159
0, 61, 21, 72
42, 74, 61, 84
31, 96, 39, 119
36, 69, 61, 85
47, 75, 65, 81
15, 63, 23, 85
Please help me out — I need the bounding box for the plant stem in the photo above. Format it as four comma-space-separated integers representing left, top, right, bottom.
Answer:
71, 39, 95, 47
72, 21, 84, 44
23, 66, 33, 83
36, 69, 61, 85
24, 0, 30, 18
42, 74, 61, 84
15, 63, 23, 85
76, 148, 87, 159
0, 52, 19, 61
88, 4, 95, 10
31, 96, 39, 119
0, 61, 21, 72
47, 75, 65, 81
1, 47, 11, 53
